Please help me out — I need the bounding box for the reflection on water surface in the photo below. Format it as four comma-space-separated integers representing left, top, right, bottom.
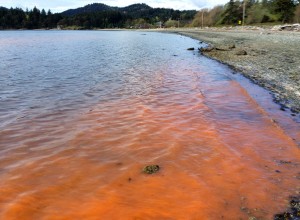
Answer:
0, 30, 299, 219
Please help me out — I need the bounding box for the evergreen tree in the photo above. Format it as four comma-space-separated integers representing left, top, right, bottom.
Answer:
40, 9, 47, 27
273, 0, 298, 22
295, 3, 300, 22
221, 0, 241, 24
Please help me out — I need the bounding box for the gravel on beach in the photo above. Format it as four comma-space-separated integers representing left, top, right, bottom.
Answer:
167, 29, 300, 114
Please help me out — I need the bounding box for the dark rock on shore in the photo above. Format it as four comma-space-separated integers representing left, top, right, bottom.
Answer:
274, 196, 300, 220
235, 50, 247, 55
216, 46, 230, 51
198, 46, 215, 53
229, 44, 236, 49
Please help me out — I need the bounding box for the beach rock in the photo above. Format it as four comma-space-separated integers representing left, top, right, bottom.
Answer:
291, 107, 300, 113
274, 196, 300, 220
216, 46, 229, 51
199, 46, 215, 53
229, 44, 236, 49
278, 160, 292, 164
187, 47, 195, 51
280, 106, 286, 111
143, 165, 160, 174
235, 50, 247, 55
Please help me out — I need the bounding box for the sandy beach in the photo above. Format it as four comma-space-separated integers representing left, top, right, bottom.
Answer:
165, 28, 300, 115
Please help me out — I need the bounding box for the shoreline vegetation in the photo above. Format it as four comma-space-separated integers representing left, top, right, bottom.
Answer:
163, 28, 300, 115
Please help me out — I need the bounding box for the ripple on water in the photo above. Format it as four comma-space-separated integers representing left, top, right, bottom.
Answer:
0, 31, 299, 219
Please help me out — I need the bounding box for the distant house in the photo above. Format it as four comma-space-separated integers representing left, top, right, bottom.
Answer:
156, 21, 163, 28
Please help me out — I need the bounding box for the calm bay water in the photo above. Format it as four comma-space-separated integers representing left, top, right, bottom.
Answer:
0, 30, 299, 219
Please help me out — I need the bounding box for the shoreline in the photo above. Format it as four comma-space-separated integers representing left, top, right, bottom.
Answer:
163, 28, 300, 116
163, 28, 300, 219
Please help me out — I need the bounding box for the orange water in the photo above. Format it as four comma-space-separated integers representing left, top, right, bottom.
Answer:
1, 30, 300, 220
1, 63, 299, 220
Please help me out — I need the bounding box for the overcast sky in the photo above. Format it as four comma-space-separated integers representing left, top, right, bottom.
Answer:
0, 0, 229, 12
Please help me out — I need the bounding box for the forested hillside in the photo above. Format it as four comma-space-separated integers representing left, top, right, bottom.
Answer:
192, 0, 300, 27
58, 3, 196, 29
0, 3, 196, 29
0, 7, 62, 29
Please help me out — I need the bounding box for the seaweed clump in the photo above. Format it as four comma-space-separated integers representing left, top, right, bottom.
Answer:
143, 165, 160, 174
274, 197, 300, 220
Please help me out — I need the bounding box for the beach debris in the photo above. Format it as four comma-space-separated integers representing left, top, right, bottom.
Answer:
235, 50, 247, 55
271, 24, 300, 32
187, 47, 195, 51
143, 165, 160, 174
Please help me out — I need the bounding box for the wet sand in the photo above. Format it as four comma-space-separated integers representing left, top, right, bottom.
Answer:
165, 28, 300, 115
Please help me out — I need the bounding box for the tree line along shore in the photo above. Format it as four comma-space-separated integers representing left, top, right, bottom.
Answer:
0, 0, 300, 30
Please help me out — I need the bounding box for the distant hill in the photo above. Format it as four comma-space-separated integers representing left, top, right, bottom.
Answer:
58, 3, 197, 29
61, 3, 153, 17
61, 3, 117, 16
0, 3, 196, 30
120, 3, 152, 12
61, 3, 196, 18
